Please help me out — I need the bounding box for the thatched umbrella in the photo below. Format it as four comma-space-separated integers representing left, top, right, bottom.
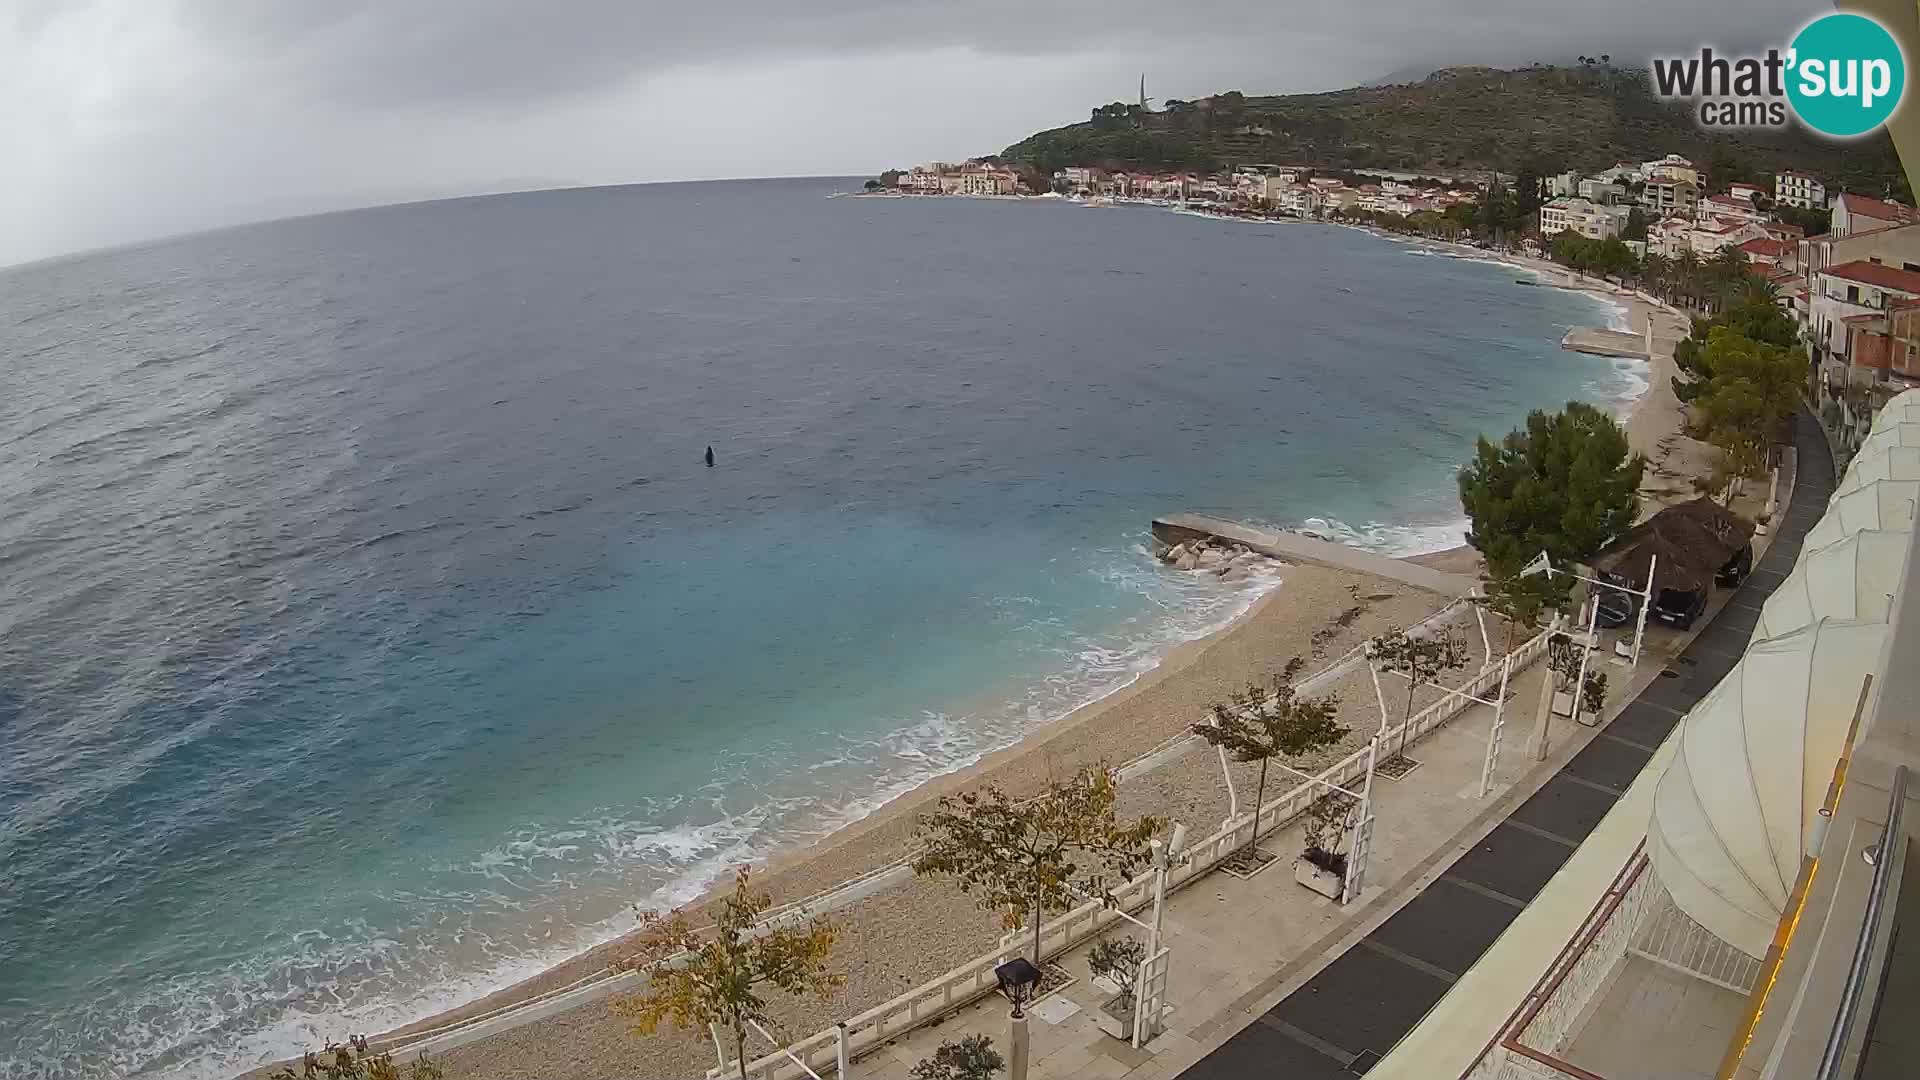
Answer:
1595, 500, 1754, 596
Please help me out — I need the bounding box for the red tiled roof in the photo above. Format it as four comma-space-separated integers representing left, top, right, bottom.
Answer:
1739, 238, 1790, 258
1838, 193, 1918, 223
1823, 259, 1920, 293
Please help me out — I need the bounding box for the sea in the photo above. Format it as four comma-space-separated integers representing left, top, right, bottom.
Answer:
0, 177, 1639, 1078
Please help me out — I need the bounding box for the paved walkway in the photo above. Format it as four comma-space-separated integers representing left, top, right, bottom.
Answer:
1171, 411, 1833, 1078
845, 658, 1557, 1080
1152, 514, 1477, 596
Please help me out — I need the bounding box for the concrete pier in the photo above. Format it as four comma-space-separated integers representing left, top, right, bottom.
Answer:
1152, 513, 1477, 596
1561, 326, 1651, 360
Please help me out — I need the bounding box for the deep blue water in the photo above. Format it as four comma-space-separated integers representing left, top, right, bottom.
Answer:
0, 179, 1636, 1078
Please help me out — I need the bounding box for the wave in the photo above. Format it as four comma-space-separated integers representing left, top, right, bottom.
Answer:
92, 545, 1284, 1080
1295, 515, 1469, 557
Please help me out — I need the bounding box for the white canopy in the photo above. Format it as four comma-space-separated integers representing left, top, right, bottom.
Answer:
1751, 530, 1908, 642
1649, 619, 1888, 958
1802, 479, 1920, 548
1871, 402, 1920, 430
1875, 388, 1920, 421
1852, 422, 1920, 463
1839, 444, 1920, 494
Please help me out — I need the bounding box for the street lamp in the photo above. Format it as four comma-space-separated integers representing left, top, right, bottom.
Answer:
993, 958, 1041, 1018
994, 957, 1042, 1080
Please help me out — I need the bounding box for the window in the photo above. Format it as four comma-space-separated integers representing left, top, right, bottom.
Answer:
1849, 285, 1861, 303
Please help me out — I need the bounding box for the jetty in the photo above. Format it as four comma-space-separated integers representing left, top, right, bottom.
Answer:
1562, 320, 1655, 360
1151, 512, 1477, 595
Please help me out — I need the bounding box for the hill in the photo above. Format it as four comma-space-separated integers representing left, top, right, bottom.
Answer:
999, 65, 1907, 196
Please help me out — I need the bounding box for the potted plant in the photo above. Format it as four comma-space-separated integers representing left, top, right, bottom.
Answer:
912, 1035, 1003, 1080
1294, 792, 1357, 899
1547, 634, 1608, 722
1087, 937, 1148, 1040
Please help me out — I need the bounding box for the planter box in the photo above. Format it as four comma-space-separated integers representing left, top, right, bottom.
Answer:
1552, 690, 1576, 718
1294, 857, 1344, 899
1095, 995, 1135, 1040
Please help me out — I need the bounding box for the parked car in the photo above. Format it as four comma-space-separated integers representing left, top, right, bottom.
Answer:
1651, 587, 1708, 629
1716, 542, 1753, 587
1594, 590, 1636, 629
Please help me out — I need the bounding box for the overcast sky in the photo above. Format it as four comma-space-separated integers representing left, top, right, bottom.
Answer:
1, 1, 1821, 266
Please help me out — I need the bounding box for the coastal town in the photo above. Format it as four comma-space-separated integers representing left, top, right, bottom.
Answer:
873, 152, 1920, 429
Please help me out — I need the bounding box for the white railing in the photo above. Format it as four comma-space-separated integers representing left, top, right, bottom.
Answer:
1628, 885, 1761, 994
1467, 849, 1657, 1080
720, 629, 1556, 1080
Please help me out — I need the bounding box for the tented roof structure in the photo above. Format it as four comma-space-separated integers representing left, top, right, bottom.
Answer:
1649, 618, 1888, 958
1839, 444, 1920, 494
1594, 498, 1754, 594
1751, 530, 1907, 642
1872, 401, 1920, 429
1802, 479, 1920, 548
1852, 422, 1920, 462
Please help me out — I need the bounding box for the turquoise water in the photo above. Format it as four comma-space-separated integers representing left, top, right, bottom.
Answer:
0, 179, 1634, 1078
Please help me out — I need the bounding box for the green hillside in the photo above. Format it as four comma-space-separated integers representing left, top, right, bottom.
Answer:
999, 65, 1907, 196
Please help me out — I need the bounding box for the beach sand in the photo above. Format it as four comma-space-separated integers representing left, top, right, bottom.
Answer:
342, 250, 1708, 1080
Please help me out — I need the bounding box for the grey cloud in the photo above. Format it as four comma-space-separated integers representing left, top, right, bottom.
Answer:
0, 0, 1828, 265
173, 0, 1810, 111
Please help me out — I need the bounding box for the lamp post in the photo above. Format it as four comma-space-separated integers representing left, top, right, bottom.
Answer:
994, 958, 1041, 1080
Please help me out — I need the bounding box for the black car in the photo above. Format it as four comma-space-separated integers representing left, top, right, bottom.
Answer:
1717, 542, 1754, 587
1594, 590, 1636, 629
1651, 587, 1708, 629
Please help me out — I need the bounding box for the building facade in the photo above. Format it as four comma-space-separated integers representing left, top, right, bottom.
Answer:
1775, 169, 1827, 209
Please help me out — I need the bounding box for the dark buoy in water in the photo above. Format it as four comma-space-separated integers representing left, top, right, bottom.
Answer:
704, 446, 715, 468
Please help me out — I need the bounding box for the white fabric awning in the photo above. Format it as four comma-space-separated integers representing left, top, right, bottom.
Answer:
1852, 422, 1920, 463
1803, 479, 1920, 548
1649, 618, 1888, 958
1752, 529, 1907, 642
1840, 444, 1920, 494
1872, 403, 1920, 430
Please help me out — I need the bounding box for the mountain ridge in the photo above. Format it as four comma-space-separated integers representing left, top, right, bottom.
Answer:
998, 64, 1906, 196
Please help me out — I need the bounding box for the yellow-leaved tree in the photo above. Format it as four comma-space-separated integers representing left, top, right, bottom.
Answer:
616, 867, 841, 1080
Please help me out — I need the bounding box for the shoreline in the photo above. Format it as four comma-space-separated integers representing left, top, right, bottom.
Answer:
275, 226, 1691, 1078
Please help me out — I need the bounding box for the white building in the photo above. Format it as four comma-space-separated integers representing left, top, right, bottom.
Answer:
1831, 191, 1918, 239
1578, 177, 1628, 205
1809, 260, 1920, 369
1699, 193, 1765, 224
1775, 170, 1827, 210
1539, 197, 1629, 240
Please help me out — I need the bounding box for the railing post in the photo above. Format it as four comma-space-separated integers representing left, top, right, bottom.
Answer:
835, 1022, 850, 1080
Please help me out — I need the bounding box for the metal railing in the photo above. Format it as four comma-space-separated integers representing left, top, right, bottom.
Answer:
713, 629, 1556, 1080
1815, 764, 1910, 1080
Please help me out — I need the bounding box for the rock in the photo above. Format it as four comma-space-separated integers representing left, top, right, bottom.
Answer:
1163, 542, 1189, 564
1220, 566, 1245, 582
1196, 548, 1226, 568
1175, 551, 1199, 571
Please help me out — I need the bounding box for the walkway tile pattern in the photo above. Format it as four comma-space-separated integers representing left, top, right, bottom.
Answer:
1177, 414, 1836, 1078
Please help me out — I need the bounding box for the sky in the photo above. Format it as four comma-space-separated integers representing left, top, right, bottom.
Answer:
2, 0, 1824, 266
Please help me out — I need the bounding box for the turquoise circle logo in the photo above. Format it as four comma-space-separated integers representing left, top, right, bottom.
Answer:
1788, 13, 1906, 137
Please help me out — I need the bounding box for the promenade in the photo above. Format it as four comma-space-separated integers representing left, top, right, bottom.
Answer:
842, 414, 1829, 1080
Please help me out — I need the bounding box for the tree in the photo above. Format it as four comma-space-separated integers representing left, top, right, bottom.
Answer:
1190, 658, 1346, 858
864, 179, 882, 191
1087, 936, 1149, 1010
913, 1035, 1005, 1080
615, 868, 841, 1080
1623, 207, 1650, 242
913, 765, 1161, 967
1477, 566, 1560, 655
1368, 627, 1471, 763
1687, 327, 1803, 479
1458, 402, 1644, 585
